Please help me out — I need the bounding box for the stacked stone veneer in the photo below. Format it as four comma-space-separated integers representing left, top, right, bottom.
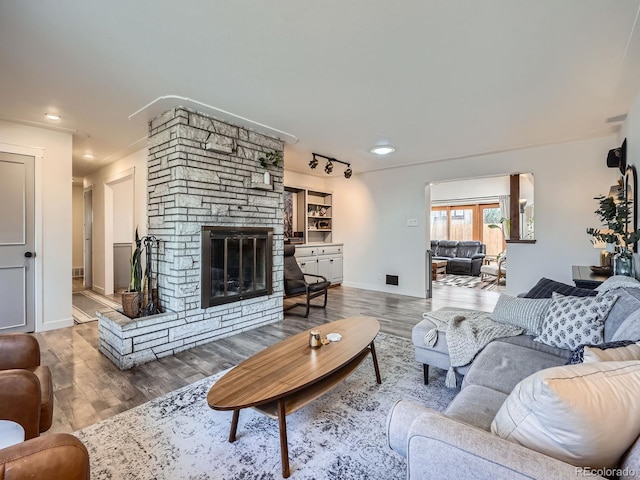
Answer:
98, 107, 284, 369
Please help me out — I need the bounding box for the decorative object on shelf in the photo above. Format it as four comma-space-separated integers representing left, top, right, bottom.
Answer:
258, 150, 283, 168
310, 152, 352, 179
587, 166, 639, 277
319, 206, 327, 217
590, 265, 612, 275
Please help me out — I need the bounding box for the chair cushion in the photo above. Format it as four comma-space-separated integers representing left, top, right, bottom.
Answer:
308, 280, 331, 293
491, 361, 640, 469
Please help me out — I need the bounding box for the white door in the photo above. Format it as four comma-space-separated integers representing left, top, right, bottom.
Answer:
84, 190, 93, 287
0, 152, 35, 332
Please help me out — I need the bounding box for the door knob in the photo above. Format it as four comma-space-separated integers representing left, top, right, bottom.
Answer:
24, 251, 35, 258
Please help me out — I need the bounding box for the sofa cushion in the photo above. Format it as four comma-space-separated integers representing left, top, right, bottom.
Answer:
535, 292, 618, 350
490, 295, 550, 335
595, 275, 640, 294
604, 288, 640, 341
584, 342, 640, 363
613, 309, 640, 342
462, 341, 566, 395
444, 385, 507, 432
491, 361, 640, 469
494, 335, 571, 359
566, 340, 636, 364
523, 277, 597, 299
437, 240, 458, 258
456, 241, 483, 258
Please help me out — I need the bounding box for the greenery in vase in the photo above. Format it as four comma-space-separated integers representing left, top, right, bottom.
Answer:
128, 227, 143, 292
258, 150, 283, 169
587, 187, 640, 250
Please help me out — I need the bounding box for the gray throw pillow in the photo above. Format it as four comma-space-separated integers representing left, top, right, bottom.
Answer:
535, 292, 619, 350
490, 294, 551, 335
612, 309, 640, 342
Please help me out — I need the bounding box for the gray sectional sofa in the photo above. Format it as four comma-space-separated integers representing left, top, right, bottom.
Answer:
388, 283, 640, 479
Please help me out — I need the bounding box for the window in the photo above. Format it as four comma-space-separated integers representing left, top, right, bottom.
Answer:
430, 204, 505, 256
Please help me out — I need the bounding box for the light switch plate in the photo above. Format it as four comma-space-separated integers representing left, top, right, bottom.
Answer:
406, 218, 418, 227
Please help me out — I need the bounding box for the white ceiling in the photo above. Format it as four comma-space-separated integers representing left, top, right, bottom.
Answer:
1, 0, 640, 178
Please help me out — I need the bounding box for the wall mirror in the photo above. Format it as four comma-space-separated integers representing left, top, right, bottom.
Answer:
625, 165, 637, 252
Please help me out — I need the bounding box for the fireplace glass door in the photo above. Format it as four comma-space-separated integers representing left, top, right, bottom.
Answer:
202, 227, 273, 307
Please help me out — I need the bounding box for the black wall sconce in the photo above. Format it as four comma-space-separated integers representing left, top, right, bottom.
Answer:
607, 138, 627, 173
310, 153, 352, 179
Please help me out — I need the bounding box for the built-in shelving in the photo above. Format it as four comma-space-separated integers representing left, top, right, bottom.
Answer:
284, 186, 333, 244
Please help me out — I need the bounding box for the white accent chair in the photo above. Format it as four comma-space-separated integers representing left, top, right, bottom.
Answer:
480, 255, 506, 285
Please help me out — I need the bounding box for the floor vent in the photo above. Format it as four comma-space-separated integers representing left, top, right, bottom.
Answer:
385, 275, 399, 286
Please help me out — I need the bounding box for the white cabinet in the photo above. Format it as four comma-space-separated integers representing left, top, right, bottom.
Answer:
295, 244, 343, 285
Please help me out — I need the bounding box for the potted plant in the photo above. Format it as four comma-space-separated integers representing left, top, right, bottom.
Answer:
122, 228, 143, 318
258, 150, 283, 185
587, 186, 640, 276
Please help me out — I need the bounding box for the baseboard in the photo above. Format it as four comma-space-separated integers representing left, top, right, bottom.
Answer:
341, 281, 425, 298
38, 317, 74, 332
93, 285, 106, 295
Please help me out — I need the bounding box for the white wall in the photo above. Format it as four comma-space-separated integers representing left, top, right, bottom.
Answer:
0, 121, 73, 331
111, 177, 134, 244
328, 135, 619, 297
619, 89, 640, 275
84, 148, 147, 295
431, 175, 510, 203
72, 184, 84, 269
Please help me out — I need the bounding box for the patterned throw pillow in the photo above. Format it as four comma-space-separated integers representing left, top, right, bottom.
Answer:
566, 340, 636, 365
535, 292, 619, 350
490, 294, 551, 335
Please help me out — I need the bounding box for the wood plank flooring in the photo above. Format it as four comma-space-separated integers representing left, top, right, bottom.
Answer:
36, 284, 499, 434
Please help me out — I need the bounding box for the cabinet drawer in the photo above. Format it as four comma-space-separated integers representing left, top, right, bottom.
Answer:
317, 245, 342, 255
294, 246, 317, 257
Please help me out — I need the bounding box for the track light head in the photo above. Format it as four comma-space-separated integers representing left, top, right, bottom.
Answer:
309, 157, 319, 169
324, 161, 333, 174
344, 167, 352, 179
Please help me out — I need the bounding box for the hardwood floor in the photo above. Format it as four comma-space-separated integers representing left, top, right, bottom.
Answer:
40, 284, 499, 434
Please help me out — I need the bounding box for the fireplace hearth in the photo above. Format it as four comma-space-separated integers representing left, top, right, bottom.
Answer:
201, 226, 273, 307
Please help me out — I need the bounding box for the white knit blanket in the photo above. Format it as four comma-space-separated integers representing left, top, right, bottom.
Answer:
422, 309, 523, 387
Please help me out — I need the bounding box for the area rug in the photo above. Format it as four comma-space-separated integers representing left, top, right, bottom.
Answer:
74, 332, 457, 479
434, 274, 498, 291
72, 290, 121, 324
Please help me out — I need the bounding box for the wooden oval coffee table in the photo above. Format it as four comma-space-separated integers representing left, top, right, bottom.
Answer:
207, 316, 381, 478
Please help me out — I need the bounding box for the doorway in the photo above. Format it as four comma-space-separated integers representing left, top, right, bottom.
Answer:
0, 152, 35, 332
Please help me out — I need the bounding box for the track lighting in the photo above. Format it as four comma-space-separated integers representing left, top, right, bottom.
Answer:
324, 160, 333, 174
310, 153, 352, 179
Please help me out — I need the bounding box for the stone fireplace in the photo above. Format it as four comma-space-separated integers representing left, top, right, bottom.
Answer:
98, 107, 284, 369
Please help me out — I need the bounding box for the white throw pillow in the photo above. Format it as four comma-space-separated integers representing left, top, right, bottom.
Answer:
584, 343, 640, 363
491, 361, 640, 468
535, 292, 618, 350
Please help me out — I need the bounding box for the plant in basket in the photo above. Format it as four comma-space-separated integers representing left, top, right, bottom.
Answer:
122, 228, 143, 318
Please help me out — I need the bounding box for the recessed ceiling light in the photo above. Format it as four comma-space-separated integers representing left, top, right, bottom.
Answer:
83, 154, 95, 160
370, 145, 396, 155
45, 113, 61, 121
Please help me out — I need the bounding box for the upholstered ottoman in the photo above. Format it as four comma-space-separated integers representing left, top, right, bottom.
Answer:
412, 317, 471, 384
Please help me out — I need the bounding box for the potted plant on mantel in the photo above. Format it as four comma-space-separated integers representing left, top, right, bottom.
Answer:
122, 228, 143, 318
258, 150, 283, 185
587, 185, 640, 277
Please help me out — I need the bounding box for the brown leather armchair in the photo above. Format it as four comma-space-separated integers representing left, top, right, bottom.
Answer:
0, 334, 53, 439
0, 434, 90, 480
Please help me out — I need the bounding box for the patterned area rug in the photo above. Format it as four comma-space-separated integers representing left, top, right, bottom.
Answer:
435, 274, 498, 291
74, 333, 457, 479
72, 291, 121, 324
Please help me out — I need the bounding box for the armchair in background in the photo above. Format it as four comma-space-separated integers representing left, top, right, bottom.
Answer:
283, 245, 331, 318
0, 334, 53, 439
0, 434, 90, 480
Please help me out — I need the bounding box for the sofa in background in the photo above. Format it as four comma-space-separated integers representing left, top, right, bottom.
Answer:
431, 240, 486, 276
391, 279, 640, 479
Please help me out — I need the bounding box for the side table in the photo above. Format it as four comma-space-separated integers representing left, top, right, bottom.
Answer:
432, 260, 447, 281
572, 265, 610, 290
